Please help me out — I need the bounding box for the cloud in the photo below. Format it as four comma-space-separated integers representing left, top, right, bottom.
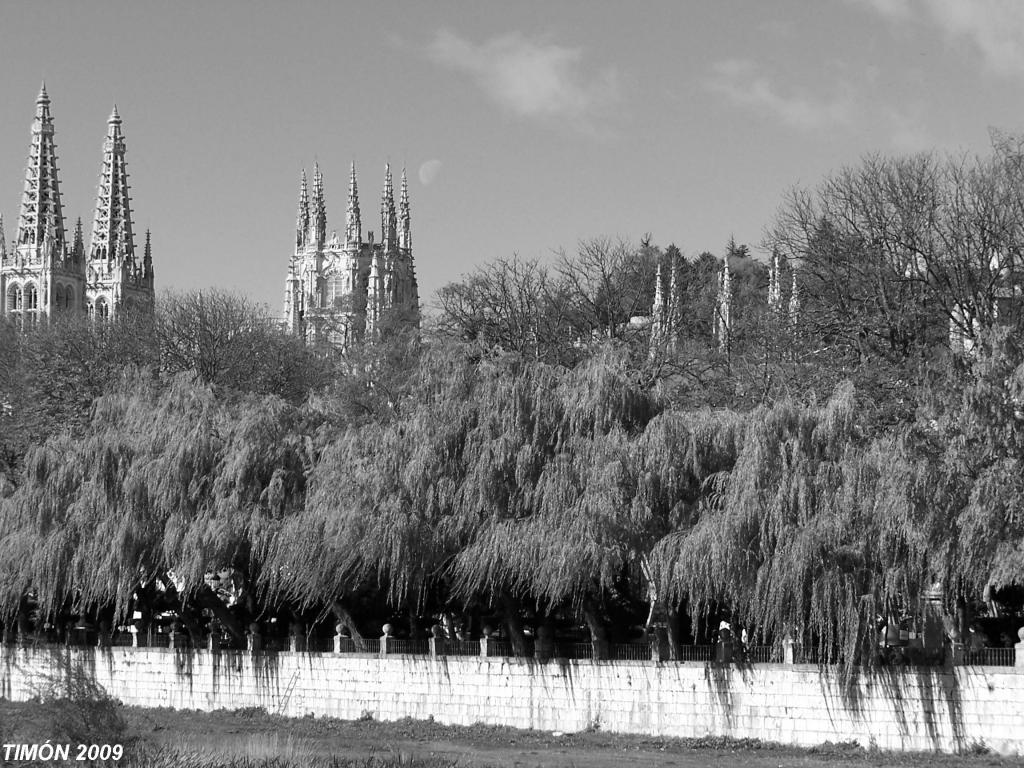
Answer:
853, 0, 1024, 78
705, 59, 856, 132
426, 29, 619, 131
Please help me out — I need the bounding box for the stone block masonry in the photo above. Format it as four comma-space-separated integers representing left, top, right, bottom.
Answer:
2, 646, 1023, 755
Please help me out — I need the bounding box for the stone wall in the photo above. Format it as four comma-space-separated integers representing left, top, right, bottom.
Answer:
2, 646, 1022, 755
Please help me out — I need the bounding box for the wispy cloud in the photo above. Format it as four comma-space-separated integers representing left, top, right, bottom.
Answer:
426, 29, 620, 133
705, 59, 856, 132
853, 0, 1024, 78
706, 58, 937, 151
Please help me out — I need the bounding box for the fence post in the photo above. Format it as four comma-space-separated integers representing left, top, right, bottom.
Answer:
170, 620, 187, 650
716, 630, 734, 664
535, 624, 554, 661
288, 622, 305, 653
333, 622, 347, 654
129, 625, 139, 648
429, 624, 446, 658
783, 633, 796, 665
650, 628, 667, 662
1015, 628, 1024, 669
479, 626, 492, 658
247, 622, 262, 652
380, 624, 392, 657
97, 620, 111, 648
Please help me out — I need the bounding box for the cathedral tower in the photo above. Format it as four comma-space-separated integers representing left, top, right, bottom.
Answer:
283, 160, 419, 347
86, 105, 153, 318
1, 84, 82, 323
1, 88, 153, 324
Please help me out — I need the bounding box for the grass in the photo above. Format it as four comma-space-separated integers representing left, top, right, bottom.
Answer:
3, 695, 1023, 767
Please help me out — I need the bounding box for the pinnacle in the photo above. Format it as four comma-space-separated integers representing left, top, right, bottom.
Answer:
37, 81, 49, 104
109, 104, 121, 124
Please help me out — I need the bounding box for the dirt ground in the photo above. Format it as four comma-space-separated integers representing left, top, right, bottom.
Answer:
3, 702, 1022, 767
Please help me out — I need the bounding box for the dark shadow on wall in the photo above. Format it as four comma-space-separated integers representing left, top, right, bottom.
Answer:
832, 665, 966, 752
703, 661, 761, 732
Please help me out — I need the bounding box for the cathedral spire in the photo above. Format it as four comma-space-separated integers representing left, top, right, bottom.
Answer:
17, 82, 67, 256
296, 169, 309, 250
72, 216, 84, 264
399, 167, 411, 251
143, 228, 154, 280
649, 258, 667, 351
788, 268, 800, 328
309, 162, 326, 249
0, 215, 6, 263
768, 249, 782, 315
666, 249, 685, 348
346, 161, 361, 248
89, 103, 135, 264
715, 257, 732, 353
381, 163, 397, 250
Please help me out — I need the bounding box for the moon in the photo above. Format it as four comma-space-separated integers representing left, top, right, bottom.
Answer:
418, 159, 442, 186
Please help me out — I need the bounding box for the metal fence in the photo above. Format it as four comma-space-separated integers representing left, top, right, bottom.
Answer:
972, 647, 1016, 667
608, 642, 650, 661
446, 640, 483, 657
744, 645, 777, 664
11, 630, 1018, 669
674, 644, 715, 662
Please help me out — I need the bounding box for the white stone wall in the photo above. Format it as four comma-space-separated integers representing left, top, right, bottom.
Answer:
2, 647, 1022, 755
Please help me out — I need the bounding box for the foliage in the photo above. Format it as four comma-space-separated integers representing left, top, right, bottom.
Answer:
6, 141, 1024, 663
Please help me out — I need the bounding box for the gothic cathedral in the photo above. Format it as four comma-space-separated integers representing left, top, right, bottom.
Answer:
0, 85, 154, 324
283, 162, 419, 347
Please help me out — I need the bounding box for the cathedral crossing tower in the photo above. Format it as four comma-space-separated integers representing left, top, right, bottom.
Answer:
283, 161, 419, 347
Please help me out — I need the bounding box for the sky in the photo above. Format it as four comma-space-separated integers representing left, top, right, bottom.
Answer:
1, 0, 1023, 314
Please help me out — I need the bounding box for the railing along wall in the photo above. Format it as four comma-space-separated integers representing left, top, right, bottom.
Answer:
5, 623, 1022, 669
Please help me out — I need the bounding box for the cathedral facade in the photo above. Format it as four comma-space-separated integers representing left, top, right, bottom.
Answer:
282, 162, 419, 347
0, 85, 154, 324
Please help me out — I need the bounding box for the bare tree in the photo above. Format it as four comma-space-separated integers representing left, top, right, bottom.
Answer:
156, 289, 325, 400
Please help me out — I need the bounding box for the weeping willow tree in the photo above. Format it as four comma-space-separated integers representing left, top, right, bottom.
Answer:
259, 342, 482, 632
0, 371, 314, 637
447, 348, 665, 644
261, 345, 670, 642
926, 328, 1024, 605
650, 384, 941, 664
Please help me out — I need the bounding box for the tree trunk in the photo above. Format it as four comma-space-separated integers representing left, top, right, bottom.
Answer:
330, 601, 364, 640
667, 604, 684, 661
582, 596, 610, 659
499, 593, 528, 657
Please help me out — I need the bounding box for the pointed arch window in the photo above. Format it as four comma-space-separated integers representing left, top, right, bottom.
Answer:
94, 296, 110, 321
24, 283, 38, 311
6, 283, 22, 313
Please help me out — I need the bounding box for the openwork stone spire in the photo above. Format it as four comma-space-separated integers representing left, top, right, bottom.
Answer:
143, 229, 154, 279
768, 249, 782, 315
788, 268, 800, 328
18, 83, 66, 257
715, 258, 732, 353
649, 259, 667, 348
399, 167, 411, 251
296, 169, 310, 250
89, 104, 135, 264
346, 162, 361, 248
381, 163, 397, 250
72, 217, 85, 264
666, 249, 685, 349
309, 163, 326, 250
